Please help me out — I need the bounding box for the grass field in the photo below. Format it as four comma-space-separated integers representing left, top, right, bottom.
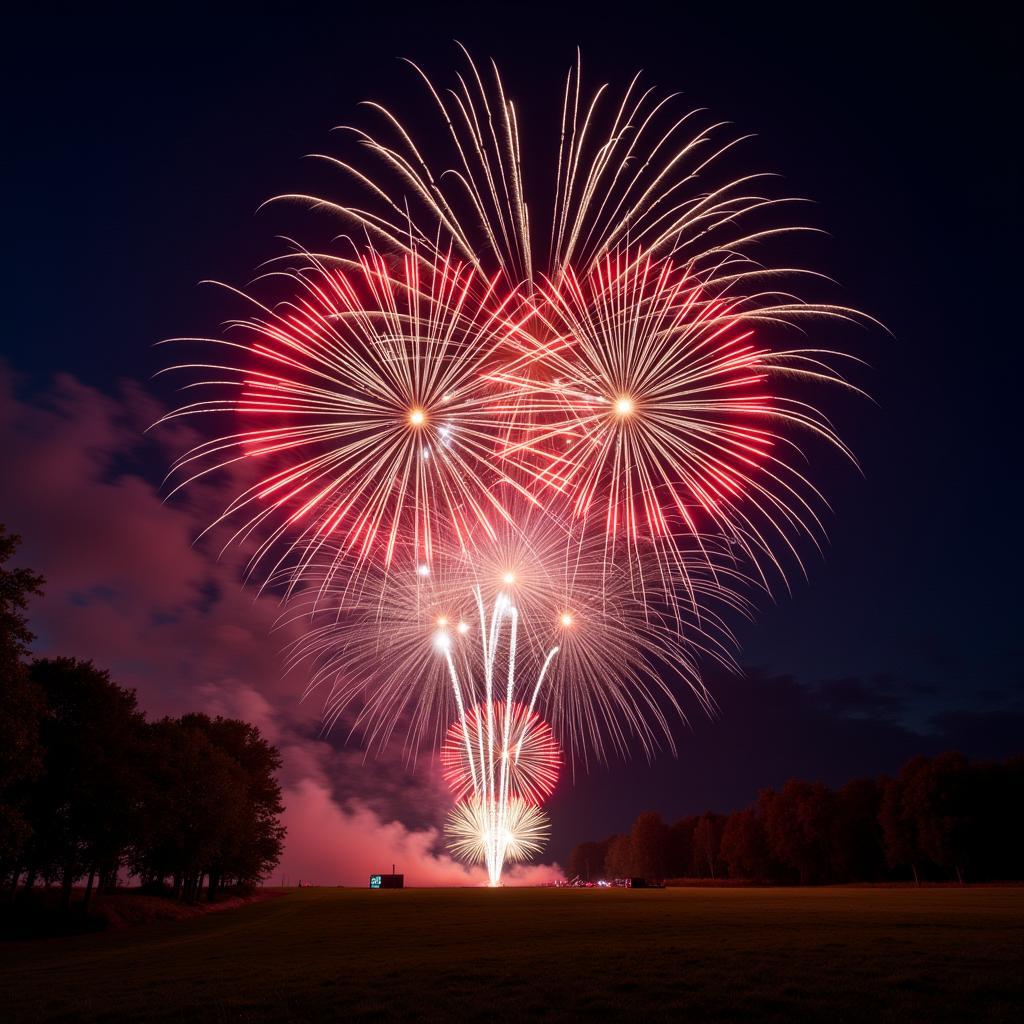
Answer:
2, 886, 1022, 1021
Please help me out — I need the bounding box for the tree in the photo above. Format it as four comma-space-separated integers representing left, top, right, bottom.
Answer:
880, 772, 921, 884
691, 812, 726, 879
667, 817, 697, 878
829, 778, 885, 882
604, 834, 633, 879
0, 525, 44, 672
566, 841, 604, 882
24, 658, 145, 910
970, 757, 1024, 880
0, 669, 45, 889
720, 807, 772, 880
0, 527, 46, 888
762, 781, 835, 884
880, 756, 971, 884
630, 811, 669, 880
902, 753, 974, 884
132, 718, 243, 900
178, 714, 286, 895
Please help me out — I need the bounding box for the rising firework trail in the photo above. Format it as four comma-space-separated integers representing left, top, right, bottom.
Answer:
432, 585, 562, 886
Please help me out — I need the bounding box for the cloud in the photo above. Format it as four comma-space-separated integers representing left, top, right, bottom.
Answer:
282, 780, 560, 887
0, 365, 561, 885
809, 675, 906, 719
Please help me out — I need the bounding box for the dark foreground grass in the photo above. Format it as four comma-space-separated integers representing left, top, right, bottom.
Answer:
2, 886, 1021, 1021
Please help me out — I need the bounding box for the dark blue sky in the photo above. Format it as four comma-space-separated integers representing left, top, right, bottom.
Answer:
3, 9, 1020, 859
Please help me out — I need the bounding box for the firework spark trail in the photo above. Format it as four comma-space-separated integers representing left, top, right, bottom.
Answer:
275, 45, 874, 319
278, 518, 751, 763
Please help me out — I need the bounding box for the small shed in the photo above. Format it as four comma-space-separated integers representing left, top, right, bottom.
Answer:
369, 873, 404, 889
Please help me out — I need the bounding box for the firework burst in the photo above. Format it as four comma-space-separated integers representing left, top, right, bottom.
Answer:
158, 247, 531, 587
497, 250, 861, 590
446, 797, 550, 882
441, 701, 561, 807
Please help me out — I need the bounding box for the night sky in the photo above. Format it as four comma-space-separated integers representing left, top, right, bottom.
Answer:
2, 9, 1020, 877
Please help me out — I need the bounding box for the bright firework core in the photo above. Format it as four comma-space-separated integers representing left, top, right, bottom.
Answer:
408, 408, 426, 427
614, 396, 635, 417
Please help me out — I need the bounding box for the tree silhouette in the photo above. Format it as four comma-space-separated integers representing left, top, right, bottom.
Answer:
630, 812, 669, 880
691, 813, 726, 879
667, 817, 697, 878
0, 526, 45, 886
0, 525, 287, 915
23, 658, 145, 910
570, 753, 1023, 885
604, 835, 633, 879
720, 807, 772, 880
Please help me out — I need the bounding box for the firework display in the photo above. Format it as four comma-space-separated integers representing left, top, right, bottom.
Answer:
163, 50, 862, 883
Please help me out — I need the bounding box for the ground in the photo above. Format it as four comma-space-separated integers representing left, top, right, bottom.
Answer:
2, 886, 1021, 1021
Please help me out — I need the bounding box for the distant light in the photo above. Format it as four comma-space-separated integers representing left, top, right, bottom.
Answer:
409, 408, 426, 427
560, 612, 574, 628
614, 396, 634, 417
456, 621, 469, 634
437, 616, 449, 628
434, 631, 451, 651
417, 564, 430, 577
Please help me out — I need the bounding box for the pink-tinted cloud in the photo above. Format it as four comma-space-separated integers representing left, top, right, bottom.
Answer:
0, 365, 562, 885
282, 781, 560, 887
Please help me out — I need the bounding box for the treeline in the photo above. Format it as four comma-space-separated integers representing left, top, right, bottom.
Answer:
0, 526, 285, 910
568, 753, 1024, 885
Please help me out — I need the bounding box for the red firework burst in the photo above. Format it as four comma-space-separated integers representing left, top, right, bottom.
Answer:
496, 250, 854, 588
159, 247, 533, 586
441, 702, 561, 806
